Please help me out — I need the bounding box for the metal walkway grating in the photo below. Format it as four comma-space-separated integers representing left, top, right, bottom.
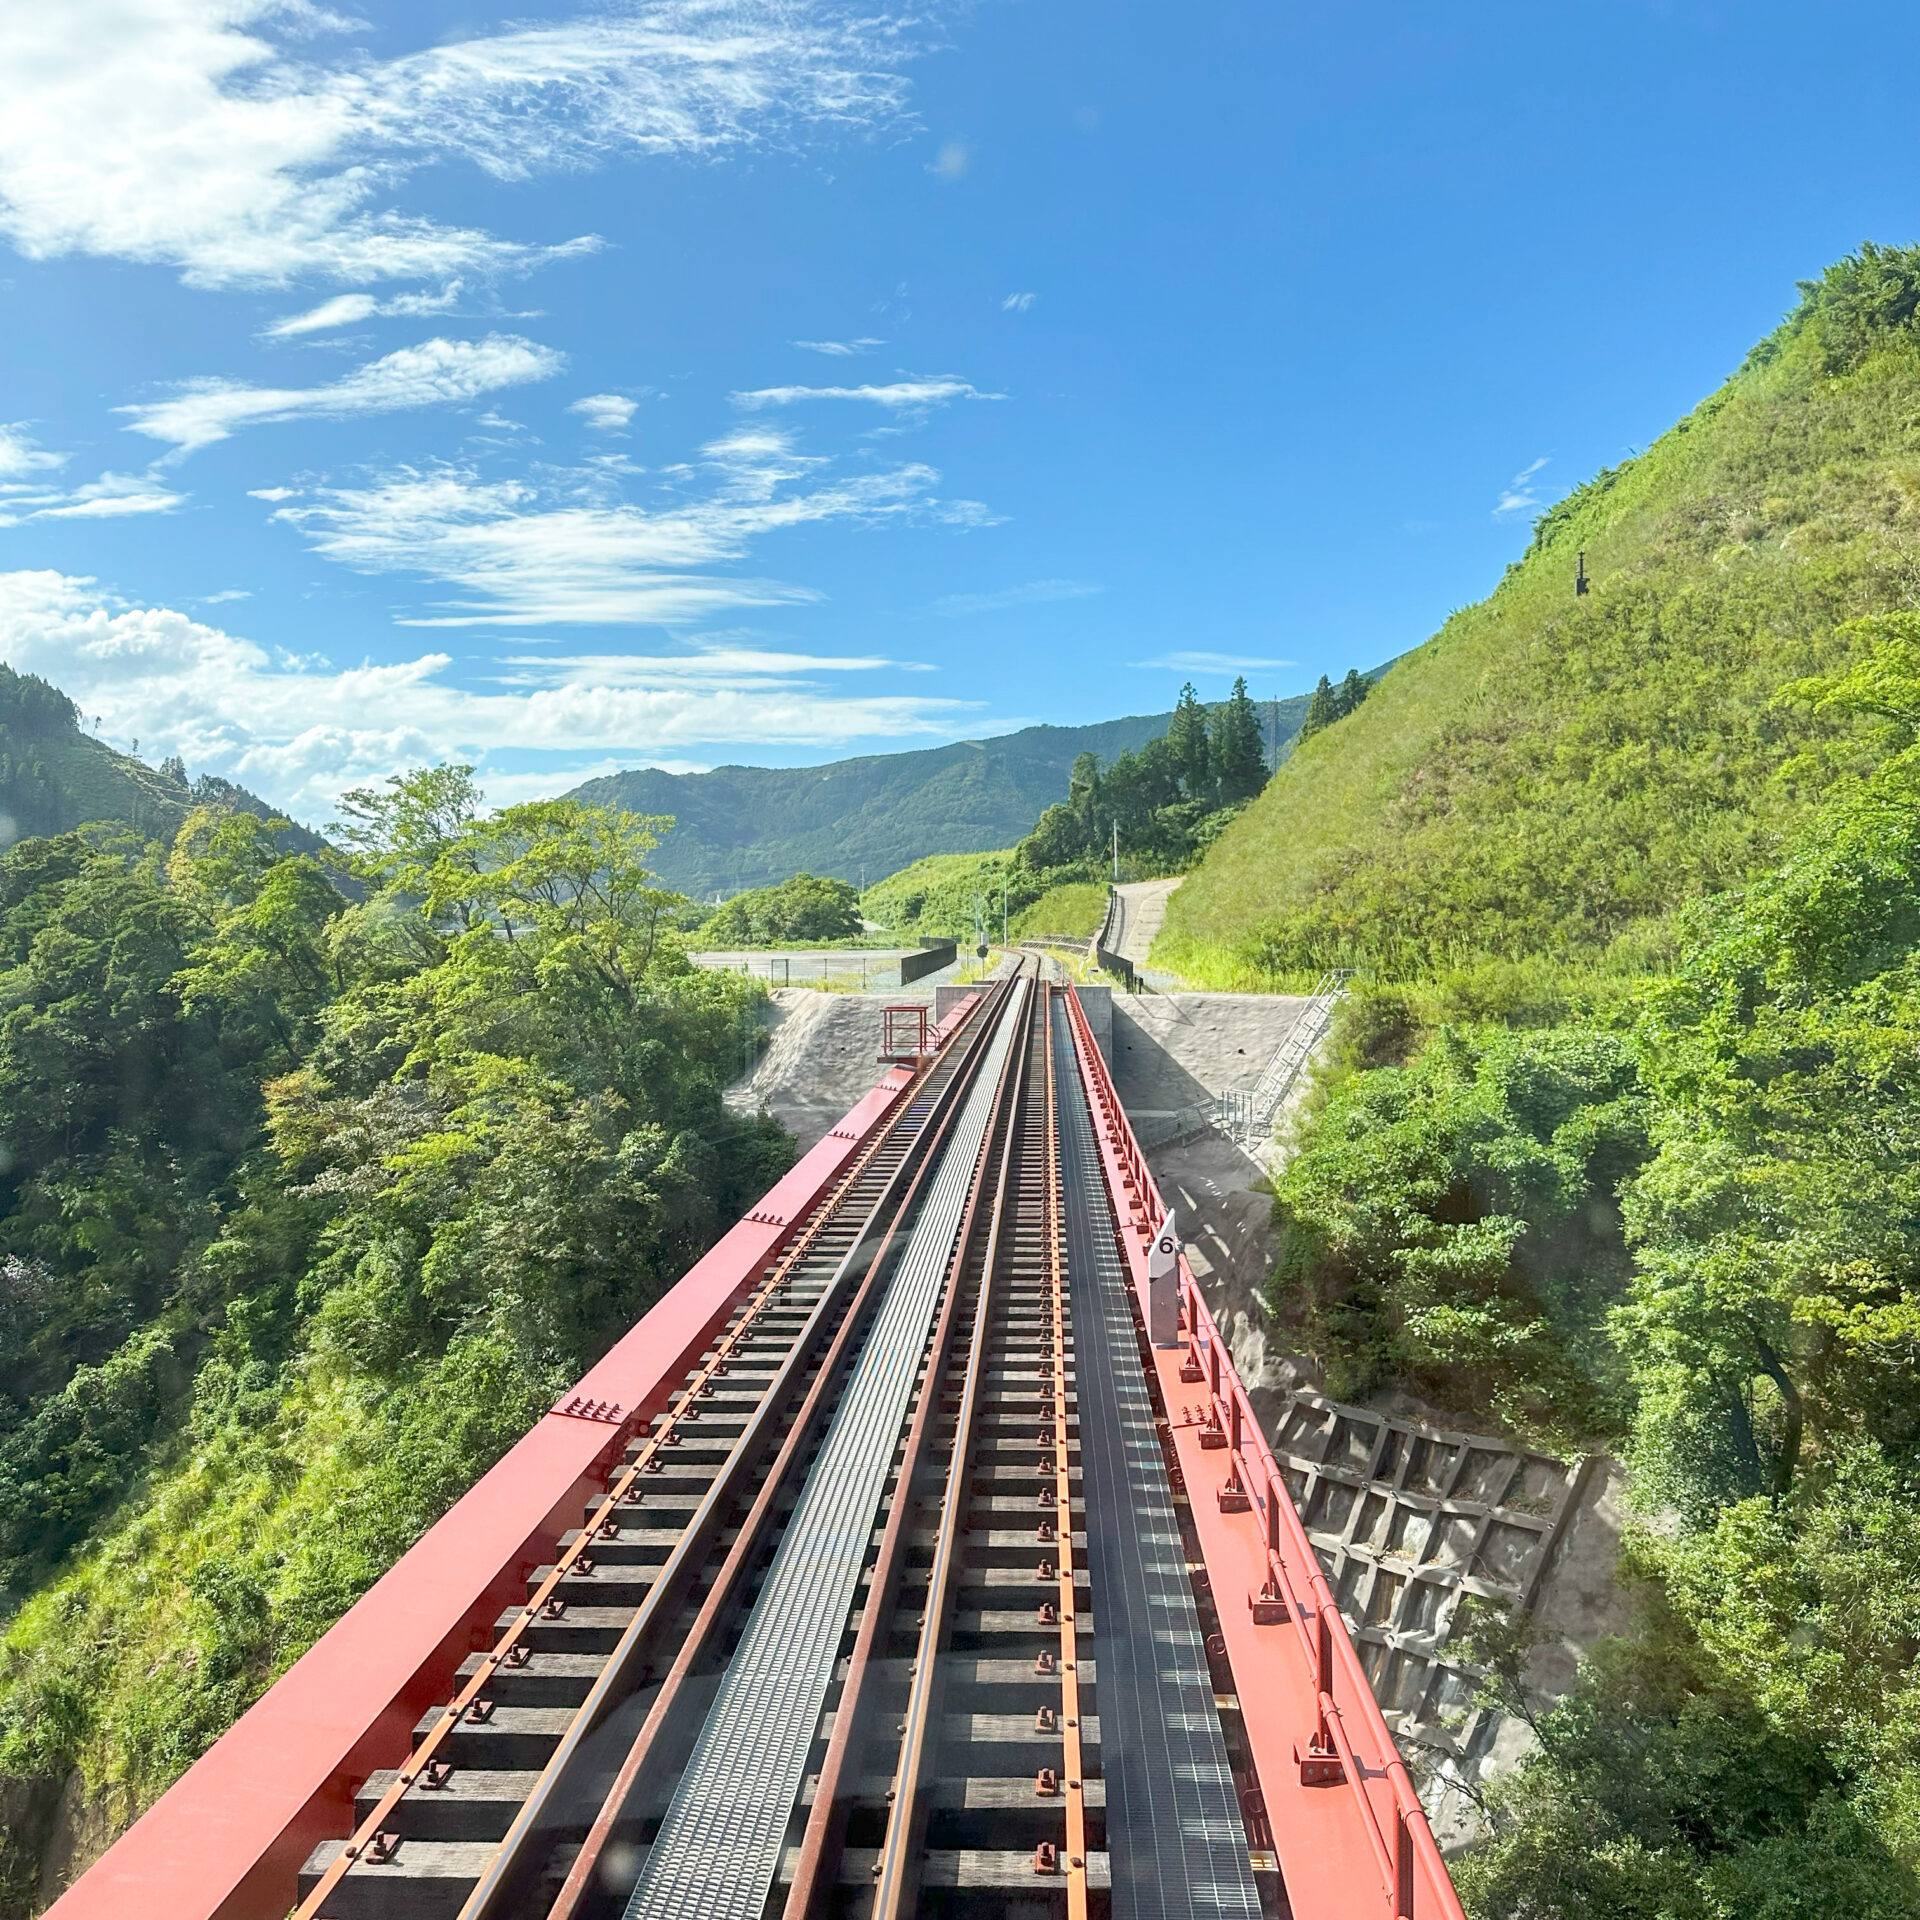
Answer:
621, 989, 1027, 1920
1053, 1002, 1263, 1920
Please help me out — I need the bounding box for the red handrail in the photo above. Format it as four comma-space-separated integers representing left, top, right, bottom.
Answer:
1059, 984, 1464, 1920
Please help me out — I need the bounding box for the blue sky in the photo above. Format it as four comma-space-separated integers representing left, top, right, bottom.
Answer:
1, 1, 1917, 824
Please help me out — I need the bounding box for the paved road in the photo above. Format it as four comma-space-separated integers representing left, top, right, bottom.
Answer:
1107, 876, 1183, 964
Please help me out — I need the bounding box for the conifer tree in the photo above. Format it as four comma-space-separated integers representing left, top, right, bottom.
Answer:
1166, 681, 1212, 800
1299, 674, 1336, 739
1211, 676, 1268, 803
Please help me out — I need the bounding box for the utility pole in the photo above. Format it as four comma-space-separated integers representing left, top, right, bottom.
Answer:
1111, 820, 1120, 883
1575, 550, 1589, 597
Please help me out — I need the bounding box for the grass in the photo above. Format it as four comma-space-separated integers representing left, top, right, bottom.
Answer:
860, 848, 1015, 942
1008, 881, 1107, 940
1159, 318, 1920, 984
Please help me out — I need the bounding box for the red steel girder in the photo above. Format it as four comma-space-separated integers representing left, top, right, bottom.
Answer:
1057, 986, 1465, 1920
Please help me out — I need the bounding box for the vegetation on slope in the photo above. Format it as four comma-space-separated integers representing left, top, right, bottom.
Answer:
860, 681, 1302, 945
1008, 881, 1108, 940
694, 873, 862, 947
1159, 251, 1920, 987
1254, 250, 1920, 1917
0, 773, 783, 1913
859, 847, 1015, 944
0, 662, 322, 857
1020, 678, 1272, 881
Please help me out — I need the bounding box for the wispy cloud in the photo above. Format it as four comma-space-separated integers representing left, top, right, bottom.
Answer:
794, 337, 884, 356
1132, 650, 1294, 674
269, 430, 982, 627
1001, 291, 1035, 312
0, 568, 979, 822
930, 579, 1101, 617
931, 139, 969, 179
0, 432, 186, 525
570, 393, 639, 432
0, 425, 66, 481
0, 1, 919, 290
732, 376, 999, 413
1493, 455, 1551, 518
120, 335, 564, 456
261, 286, 469, 339
22, 472, 187, 521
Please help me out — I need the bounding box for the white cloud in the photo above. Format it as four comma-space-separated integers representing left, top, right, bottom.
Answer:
0, 425, 66, 480
262, 284, 472, 337
794, 337, 883, 355
570, 393, 639, 432
931, 139, 969, 179
264, 293, 380, 337
1001, 291, 1035, 312
1494, 455, 1551, 518
0, 568, 978, 821
1132, 650, 1294, 674
121, 334, 564, 455
0, 1, 917, 290
0, 460, 187, 527
930, 579, 1100, 616
731, 376, 998, 412
270, 432, 964, 626
26, 472, 187, 520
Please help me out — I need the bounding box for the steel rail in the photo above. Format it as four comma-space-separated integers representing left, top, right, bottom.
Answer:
446, 978, 1018, 1920
781, 969, 1036, 1916
290, 1004, 983, 1920
529, 978, 1024, 1920
618, 978, 1031, 1920
1059, 981, 1466, 1920
1044, 988, 1092, 1920
866, 975, 1038, 1920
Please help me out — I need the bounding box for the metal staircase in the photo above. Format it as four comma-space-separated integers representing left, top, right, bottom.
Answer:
1216, 969, 1349, 1147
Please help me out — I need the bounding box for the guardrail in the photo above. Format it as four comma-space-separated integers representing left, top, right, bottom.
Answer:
1059, 984, 1466, 1920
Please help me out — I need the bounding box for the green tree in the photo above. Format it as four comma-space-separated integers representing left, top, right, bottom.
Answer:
1298, 674, 1337, 739
1210, 676, 1268, 804
333, 764, 485, 929
1166, 681, 1212, 799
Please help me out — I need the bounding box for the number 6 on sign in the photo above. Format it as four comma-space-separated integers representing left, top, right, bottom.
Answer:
1147, 1211, 1181, 1347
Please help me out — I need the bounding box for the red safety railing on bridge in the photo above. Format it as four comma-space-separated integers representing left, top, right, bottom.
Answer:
1059, 984, 1466, 1920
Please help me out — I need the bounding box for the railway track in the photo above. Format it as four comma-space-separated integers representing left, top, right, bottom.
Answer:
299, 969, 1278, 1920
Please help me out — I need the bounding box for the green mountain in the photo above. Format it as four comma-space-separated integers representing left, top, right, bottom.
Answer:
1160, 248, 1920, 987
569, 696, 1315, 899
0, 664, 323, 856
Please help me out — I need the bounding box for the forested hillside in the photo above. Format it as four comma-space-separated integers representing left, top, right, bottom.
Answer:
0, 777, 785, 1913
0, 665, 314, 858
1227, 249, 1920, 1916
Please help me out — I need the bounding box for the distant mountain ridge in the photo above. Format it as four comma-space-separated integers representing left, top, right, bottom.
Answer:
568, 696, 1317, 897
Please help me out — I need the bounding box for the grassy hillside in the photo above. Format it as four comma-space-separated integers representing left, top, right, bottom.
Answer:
570, 695, 1318, 900
1160, 282, 1920, 985
1235, 252, 1920, 1914
861, 847, 1013, 941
